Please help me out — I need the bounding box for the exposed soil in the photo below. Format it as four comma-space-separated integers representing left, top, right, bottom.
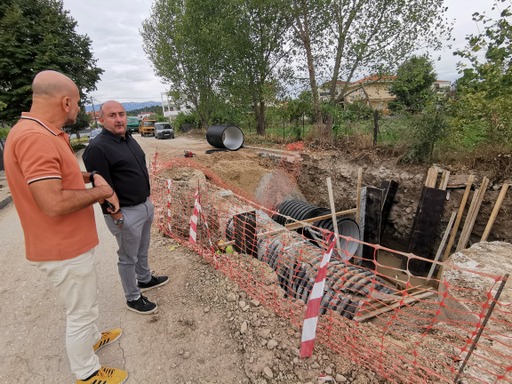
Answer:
154, 136, 512, 249
137, 135, 512, 383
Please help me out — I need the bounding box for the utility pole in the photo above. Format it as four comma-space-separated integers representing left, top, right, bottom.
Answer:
90, 97, 99, 128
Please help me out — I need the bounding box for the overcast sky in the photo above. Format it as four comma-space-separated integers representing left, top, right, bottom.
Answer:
61, 0, 500, 103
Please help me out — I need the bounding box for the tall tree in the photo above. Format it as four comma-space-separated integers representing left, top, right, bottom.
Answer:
141, 0, 229, 129
222, 0, 294, 135
389, 55, 437, 114
0, 0, 103, 125
142, 0, 292, 134
454, 0, 512, 143
290, 0, 451, 138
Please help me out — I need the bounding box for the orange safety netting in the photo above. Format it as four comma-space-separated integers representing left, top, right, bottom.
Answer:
150, 153, 512, 384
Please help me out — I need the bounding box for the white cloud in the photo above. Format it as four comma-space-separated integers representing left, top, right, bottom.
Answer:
62, 0, 166, 103
435, 0, 502, 82
62, 0, 501, 100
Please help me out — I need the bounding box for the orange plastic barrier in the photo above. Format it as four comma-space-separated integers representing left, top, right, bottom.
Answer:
150, 154, 512, 384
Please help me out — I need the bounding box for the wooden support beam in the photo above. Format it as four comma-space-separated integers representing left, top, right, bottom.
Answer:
439, 170, 450, 190
443, 175, 474, 261
354, 287, 435, 322
456, 177, 489, 251
424, 167, 438, 188
481, 183, 510, 241
232, 211, 258, 258
355, 168, 363, 225
284, 208, 357, 231
327, 177, 344, 259
427, 211, 457, 281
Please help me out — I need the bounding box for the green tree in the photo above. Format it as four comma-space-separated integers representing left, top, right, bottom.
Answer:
389, 55, 437, 114
402, 103, 448, 163
141, 0, 229, 129
454, 0, 512, 144
290, 0, 451, 139
0, 0, 103, 126
222, 0, 293, 135
142, 0, 292, 135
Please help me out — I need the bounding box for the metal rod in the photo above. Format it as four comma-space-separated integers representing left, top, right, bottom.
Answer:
454, 273, 509, 383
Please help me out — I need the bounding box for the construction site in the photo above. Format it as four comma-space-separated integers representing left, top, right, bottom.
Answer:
140, 131, 512, 384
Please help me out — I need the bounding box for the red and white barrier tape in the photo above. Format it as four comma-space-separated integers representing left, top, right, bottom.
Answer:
166, 179, 172, 232
189, 188, 201, 243
300, 235, 336, 358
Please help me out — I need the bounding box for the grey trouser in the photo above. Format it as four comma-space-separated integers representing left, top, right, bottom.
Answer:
104, 199, 154, 301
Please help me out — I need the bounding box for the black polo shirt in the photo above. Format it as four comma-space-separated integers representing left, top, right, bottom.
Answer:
83, 129, 150, 212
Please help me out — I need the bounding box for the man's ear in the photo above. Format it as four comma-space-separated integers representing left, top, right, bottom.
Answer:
62, 97, 70, 111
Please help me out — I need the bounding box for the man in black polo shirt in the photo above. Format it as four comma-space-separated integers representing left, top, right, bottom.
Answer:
83, 100, 168, 314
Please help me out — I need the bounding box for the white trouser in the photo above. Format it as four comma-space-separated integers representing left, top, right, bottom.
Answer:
34, 250, 101, 380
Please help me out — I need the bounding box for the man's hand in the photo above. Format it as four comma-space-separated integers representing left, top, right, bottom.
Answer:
91, 173, 120, 213
104, 192, 120, 214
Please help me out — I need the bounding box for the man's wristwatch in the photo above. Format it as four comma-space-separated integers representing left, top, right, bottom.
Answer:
113, 216, 124, 226
89, 171, 98, 186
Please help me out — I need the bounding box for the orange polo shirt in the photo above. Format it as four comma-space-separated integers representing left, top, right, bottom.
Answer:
4, 113, 99, 261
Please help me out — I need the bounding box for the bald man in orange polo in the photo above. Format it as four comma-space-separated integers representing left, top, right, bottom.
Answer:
4, 70, 128, 384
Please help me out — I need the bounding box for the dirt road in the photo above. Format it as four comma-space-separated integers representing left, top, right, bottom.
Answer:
0, 136, 249, 383
1, 136, 354, 384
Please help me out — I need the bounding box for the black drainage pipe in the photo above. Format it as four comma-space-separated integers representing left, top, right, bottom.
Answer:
274, 199, 360, 256
206, 125, 244, 151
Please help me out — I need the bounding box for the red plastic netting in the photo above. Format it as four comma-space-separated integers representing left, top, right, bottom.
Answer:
149, 153, 511, 384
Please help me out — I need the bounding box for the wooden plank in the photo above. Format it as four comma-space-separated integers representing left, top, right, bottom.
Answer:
355, 168, 363, 225
354, 288, 435, 322
284, 208, 357, 230
427, 211, 457, 281
439, 170, 450, 190
327, 177, 344, 259
407, 187, 447, 275
425, 167, 438, 188
481, 183, 510, 241
447, 174, 472, 189
456, 177, 489, 251
364, 286, 429, 307
443, 175, 475, 260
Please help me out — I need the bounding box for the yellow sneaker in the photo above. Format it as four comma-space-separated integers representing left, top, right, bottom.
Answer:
76, 367, 128, 384
93, 328, 123, 352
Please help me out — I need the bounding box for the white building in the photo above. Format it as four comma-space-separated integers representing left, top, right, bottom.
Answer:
160, 92, 194, 120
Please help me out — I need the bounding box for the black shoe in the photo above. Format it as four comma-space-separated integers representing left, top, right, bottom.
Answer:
126, 295, 158, 314
137, 274, 169, 292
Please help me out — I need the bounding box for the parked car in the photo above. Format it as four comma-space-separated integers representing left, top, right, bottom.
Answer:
89, 128, 102, 142
154, 122, 174, 139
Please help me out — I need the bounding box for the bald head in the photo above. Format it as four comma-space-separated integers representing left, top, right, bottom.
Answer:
30, 70, 81, 128
99, 100, 125, 118
99, 100, 128, 137
32, 70, 78, 99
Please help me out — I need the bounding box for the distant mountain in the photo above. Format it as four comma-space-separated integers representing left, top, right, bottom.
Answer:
85, 101, 160, 113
